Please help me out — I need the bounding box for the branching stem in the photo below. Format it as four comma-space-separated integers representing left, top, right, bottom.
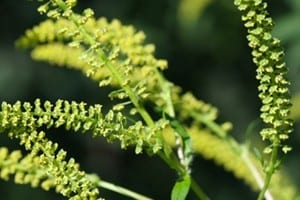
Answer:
53, 1, 207, 199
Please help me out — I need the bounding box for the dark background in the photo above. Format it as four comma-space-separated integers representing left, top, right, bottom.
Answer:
0, 0, 299, 199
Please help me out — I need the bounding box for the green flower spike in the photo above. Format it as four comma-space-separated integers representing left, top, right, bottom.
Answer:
234, 0, 293, 154
234, 0, 294, 199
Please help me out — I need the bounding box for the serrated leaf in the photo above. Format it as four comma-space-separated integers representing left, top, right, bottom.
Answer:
171, 174, 191, 200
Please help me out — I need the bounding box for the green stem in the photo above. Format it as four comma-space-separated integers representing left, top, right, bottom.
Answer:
158, 150, 210, 200
190, 178, 210, 200
257, 144, 279, 200
156, 72, 207, 199
241, 147, 273, 200
194, 114, 227, 138
191, 112, 240, 152
98, 180, 153, 200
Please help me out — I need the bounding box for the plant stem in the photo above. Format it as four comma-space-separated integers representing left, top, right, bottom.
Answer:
241, 147, 273, 200
257, 144, 279, 200
99, 180, 153, 200
53, 2, 209, 199
190, 178, 210, 200
158, 150, 210, 200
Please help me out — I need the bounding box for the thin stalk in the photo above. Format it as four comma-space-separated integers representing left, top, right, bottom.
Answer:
257, 144, 279, 200
190, 178, 210, 200
194, 114, 226, 138
191, 112, 239, 152
241, 147, 273, 200
99, 180, 153, 200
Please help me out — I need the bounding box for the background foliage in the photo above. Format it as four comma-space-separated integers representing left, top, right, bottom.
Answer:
0, 0, 299, 199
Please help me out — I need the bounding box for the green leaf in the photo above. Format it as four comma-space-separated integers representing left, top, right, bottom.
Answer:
171, 175, 191, 200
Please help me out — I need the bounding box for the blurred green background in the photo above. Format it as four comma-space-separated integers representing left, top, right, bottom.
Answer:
0, 0, 299, 199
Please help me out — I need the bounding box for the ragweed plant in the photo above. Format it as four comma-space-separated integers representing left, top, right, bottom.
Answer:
234, 0, 294, 199
0, 0, 297, 199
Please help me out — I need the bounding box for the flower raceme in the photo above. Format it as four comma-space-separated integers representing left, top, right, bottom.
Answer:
234, 0, 293, 155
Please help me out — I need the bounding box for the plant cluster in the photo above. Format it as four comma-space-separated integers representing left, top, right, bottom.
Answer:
0, 0, 297, 199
